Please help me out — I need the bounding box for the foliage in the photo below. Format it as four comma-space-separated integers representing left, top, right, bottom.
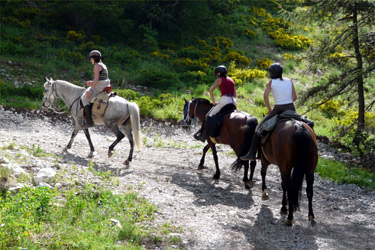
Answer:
0, 185, 181, 249
317, 158, 375, 190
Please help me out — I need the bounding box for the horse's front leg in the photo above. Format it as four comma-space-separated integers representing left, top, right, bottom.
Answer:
63, 128, 80, 153
83, 129, 95, 158
261, 161, 270, 200
198, 144, 210, 170
210, 143, 220, 180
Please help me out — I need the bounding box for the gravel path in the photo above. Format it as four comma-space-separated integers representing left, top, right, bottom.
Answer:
1, 107, 374, 249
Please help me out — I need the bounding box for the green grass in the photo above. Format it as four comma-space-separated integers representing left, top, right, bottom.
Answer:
317, 157, 375, 190
0, 185, 182, 249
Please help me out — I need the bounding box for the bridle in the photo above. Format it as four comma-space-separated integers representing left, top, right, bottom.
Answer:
181, 99, 199, 127
43, 79, 73, 114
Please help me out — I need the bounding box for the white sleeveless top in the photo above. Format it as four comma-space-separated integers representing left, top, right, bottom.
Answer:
271, 78, 293, 105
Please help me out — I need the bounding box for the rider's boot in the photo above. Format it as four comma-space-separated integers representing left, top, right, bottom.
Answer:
84, 105, 94, 127
240, 133, 259, 161
193, 122, 207, 142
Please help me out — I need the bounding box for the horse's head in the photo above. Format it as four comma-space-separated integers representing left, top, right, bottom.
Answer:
181, 98, 194, 127
42, 77, 57, 108
181, 97, 212, 126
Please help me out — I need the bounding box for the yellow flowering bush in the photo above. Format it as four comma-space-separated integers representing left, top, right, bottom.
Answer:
151, 50, 170, 59
329, 52, 349, 64
214, 36, 234, 50
251, 7, 266, 17
228, 62, 266, 85
256, 58, 272, 69
65, 30, 85, 43
245, 28, 256, 38
268, 30, 312, 49
283, 53, 295, 60
224, 51, 251, 66
172, 58, 209, 71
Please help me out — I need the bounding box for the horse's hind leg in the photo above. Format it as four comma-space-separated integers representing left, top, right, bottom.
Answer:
83, 129, 95, 158
261, 162, 270, 200
306, 172, 316, 226
280, 182, 288, 214
198, 144, 210, 170
120, 122, 134, 165
242, 161, 254, 189
108, 125, 125, 158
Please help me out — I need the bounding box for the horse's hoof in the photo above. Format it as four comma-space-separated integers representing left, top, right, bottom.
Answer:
262, 190, 269, 200
213, 174, 220, 180
123, 160, 130, 165
309, 216, 316, 227
88, 152, 94, 158
245, 180, 254, 189
108, 151, 113, 158
197, 165, 206, 170
62, 148, 68, 153
280, 208, 288, 215
285, 219, 293, 226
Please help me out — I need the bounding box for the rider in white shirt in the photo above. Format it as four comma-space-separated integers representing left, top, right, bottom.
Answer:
241, 63, 297, 161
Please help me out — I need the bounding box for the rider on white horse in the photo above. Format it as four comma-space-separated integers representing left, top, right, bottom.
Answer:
82, 50, 111, 126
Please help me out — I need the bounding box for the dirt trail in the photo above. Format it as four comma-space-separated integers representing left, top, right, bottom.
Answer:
1, 108, 374, 249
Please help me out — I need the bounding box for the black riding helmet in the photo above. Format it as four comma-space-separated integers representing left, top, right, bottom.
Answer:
269, 63, 283, 79
214, 65, 228, 77
89, 50, 101, 62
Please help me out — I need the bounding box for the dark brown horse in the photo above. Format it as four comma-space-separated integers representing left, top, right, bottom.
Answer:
182, 98, 258, 189
256, 120, 318, 226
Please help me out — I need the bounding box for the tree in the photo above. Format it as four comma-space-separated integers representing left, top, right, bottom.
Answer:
301, 0, 375, 157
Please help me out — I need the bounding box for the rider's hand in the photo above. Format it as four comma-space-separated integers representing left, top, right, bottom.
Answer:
86, 81, 92, 86
86, 91, 92, 98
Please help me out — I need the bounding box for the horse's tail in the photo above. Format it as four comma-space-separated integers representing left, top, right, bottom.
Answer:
289, 122, 312, 211
231, 116, 258, 171
128, 102, 143, 150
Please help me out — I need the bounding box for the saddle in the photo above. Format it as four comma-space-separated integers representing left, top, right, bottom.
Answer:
81, 87, 117, 116
205, 103, 236, 137
260, 110, 315, 145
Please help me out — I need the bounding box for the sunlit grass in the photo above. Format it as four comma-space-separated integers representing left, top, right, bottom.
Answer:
317, 157, 375, 190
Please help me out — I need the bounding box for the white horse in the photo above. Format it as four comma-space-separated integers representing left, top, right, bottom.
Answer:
42, 78, 142, 165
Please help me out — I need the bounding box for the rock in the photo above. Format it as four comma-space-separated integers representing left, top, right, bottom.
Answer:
34, 168, 57, 185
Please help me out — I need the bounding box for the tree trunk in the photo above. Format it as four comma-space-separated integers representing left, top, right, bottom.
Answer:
352, 2, 366, 147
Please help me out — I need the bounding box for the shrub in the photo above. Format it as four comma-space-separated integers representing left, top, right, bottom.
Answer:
223, 51, 251, 66
115, 89, 140, 101
134, 68, 180, 90
256, 58, 272, 70
228, 61, 266, 85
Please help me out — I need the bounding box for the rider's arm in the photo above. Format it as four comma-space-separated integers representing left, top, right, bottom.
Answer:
209, 78, 221, 105
264, 80, 272, 114
291, 80, 297, 102
90, 64, 102, 90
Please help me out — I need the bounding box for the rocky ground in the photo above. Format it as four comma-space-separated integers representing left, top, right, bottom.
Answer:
1, 107, 374, 249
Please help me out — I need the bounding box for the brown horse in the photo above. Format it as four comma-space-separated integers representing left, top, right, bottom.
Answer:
182, 98, 258, 189
257, 120, 318, 226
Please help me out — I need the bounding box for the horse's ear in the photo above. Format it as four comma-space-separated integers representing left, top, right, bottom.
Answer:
184, 98, 188, 103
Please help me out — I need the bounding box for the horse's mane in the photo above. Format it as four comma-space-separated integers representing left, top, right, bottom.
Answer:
192, 97, 212, 105
55, 79, 85, 91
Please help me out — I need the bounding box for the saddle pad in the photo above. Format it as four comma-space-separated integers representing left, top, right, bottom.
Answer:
92, 92, 109, 116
